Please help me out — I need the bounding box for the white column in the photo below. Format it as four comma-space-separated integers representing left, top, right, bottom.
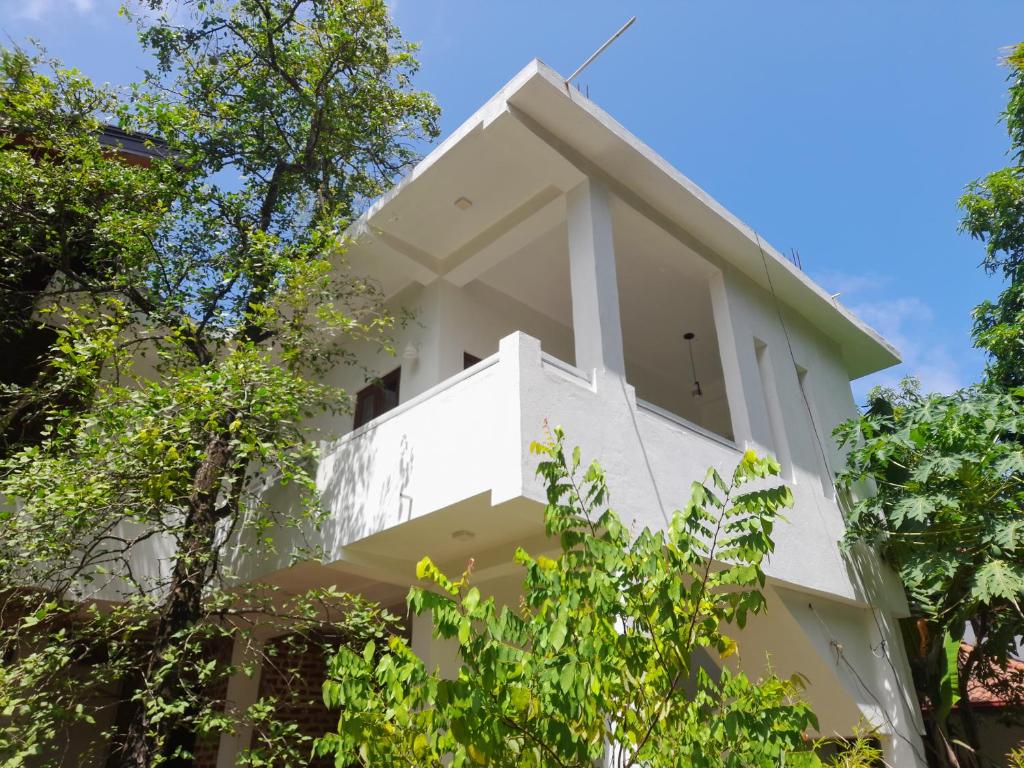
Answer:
492, 332, 541, 506
566, 177, 625, 377
411, 609, 461, 679
215, 634, 264, 768
709, 270, 777, 452
709, 271, 752, 446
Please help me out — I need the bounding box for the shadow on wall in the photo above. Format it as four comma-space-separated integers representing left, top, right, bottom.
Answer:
222, 425, 417, 581
841, 540, 908, 615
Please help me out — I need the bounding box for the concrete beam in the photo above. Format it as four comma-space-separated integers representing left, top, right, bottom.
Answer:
505, 104, 729, 274
369, 227, 442, 286
325, 548, 420, 590
443, 186, 564, 287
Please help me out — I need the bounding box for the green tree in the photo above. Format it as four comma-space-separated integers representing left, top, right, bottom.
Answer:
319, 429, 872, 768
835, 380, 1024, 764
960, 43, 1024, 389
0, 1, 437, 765
0, 47, 172, 455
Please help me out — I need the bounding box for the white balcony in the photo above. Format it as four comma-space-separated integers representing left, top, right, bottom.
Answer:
248, 331, 903, 616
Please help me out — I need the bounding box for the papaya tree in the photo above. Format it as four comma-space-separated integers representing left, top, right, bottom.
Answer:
836, 380, 1024, 765
835, 42, 1024, 768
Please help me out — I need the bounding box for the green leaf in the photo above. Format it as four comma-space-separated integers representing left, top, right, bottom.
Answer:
559, 661, 575, 693
936, 631, 961, 727
973, 560, 1024, 604
891, 495, 935, 525
548, 616, 567, 652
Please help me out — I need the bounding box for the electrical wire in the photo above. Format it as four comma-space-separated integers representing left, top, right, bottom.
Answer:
618, 375, 671, 528
808, 602, 931, 766
754, 234, 932, 765
752, 235, 843, 558
753, 233, 841, 501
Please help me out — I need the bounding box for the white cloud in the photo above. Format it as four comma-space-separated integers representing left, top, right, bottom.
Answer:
850, 297, 965, 394
13, 0, 95, 22
812, 269, 970, 402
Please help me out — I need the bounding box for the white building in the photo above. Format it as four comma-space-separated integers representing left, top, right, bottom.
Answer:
224, 60, 927, 766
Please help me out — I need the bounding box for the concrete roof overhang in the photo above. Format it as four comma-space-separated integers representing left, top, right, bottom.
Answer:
344, 59, 899, 380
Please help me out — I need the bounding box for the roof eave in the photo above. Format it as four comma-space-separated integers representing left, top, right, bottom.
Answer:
348, 58, 901, 380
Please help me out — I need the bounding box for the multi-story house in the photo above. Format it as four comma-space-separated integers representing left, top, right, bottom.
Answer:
213, 59, 925, 766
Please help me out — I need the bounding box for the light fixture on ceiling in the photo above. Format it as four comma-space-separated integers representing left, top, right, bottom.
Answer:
451, 529, 475, 542
453, 196, 473, 210
684, 332, 703, 399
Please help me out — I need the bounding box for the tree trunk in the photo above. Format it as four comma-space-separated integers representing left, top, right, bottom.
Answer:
121, 432, 233, 768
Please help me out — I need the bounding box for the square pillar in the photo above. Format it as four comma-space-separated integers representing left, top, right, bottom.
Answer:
709, 270, 771, 451
215, 634, 264, 768
411, 609, 461, 679
566, 177, 625, 377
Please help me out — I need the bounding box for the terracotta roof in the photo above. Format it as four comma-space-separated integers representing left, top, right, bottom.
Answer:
961, 643, 1024, 709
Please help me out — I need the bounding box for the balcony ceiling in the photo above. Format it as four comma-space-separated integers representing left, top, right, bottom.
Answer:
343, 59, 900, 379
344, 494, 549, 578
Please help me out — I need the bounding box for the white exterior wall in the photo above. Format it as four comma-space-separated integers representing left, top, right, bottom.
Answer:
435, 278, 575, 374
708, 265, 907, 610
321, 280, 443, 422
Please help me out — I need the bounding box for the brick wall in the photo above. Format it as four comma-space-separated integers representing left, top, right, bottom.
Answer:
192, 636, 234, 768
249, 633, 338, 768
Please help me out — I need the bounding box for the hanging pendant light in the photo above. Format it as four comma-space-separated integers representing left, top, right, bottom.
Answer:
684, 332, 703, 399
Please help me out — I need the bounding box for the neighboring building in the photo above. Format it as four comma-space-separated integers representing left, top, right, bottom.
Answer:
209, 59, 928, 766
0, 125, 168, 456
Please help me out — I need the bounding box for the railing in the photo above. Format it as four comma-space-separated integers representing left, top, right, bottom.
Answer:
333, 342, 736, 468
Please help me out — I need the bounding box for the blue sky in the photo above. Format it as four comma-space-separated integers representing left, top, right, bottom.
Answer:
4, 1, 1023, 402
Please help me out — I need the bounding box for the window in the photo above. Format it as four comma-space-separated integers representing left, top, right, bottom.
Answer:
463, 352, 482, 370
353, 367, 401, 429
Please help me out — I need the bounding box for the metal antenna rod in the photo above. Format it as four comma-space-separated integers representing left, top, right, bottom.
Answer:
566, 16, 636, 86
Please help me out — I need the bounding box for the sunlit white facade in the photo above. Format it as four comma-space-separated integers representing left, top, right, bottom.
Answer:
225, 60, 926, 766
